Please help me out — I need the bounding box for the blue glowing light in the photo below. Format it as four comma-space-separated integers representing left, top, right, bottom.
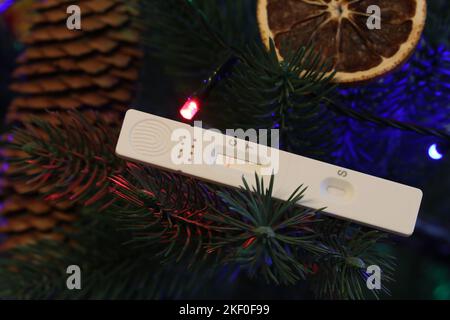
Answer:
428, 144, 443, 160
0, 0, 14, 13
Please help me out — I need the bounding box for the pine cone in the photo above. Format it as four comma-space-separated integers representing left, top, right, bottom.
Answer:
0, 0, 142, 251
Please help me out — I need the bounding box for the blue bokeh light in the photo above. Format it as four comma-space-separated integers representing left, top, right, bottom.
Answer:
428, 144, 443, 160
0, 0, 14, 14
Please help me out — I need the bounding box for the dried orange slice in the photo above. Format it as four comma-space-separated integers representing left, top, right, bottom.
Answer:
257, 0, 427, 83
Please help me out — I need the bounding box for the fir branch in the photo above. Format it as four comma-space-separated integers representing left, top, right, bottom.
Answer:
311, 219, 396, 300
204, 41, 337, 158
206, 174, 327, 285
140, 0, 256, 82
109, 163, 223, 266
5, 111, 125, 209
0, 208, 215, 299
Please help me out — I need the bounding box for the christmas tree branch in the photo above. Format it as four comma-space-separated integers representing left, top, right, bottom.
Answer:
311, 220, 396, 300
109, 163, 223, 265
205, 174, 326, 285
0, 208, 215, 299
5, 112, 125, 210
203, 41, 337, 158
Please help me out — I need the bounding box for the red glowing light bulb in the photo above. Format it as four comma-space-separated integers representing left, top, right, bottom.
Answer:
180, 98, 199, 120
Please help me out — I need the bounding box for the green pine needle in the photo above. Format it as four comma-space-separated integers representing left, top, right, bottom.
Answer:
109, 163, 221, 266
311, 219, 396, 300
5, 111, 124, 210
205, 174, 327, 285
203, 40, 337, 158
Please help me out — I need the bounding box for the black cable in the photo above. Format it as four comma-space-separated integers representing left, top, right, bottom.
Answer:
324, 98, 450, 142
194, 55, 239, 100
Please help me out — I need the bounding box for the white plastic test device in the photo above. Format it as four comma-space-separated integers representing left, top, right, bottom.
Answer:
116, 109, 423, 236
